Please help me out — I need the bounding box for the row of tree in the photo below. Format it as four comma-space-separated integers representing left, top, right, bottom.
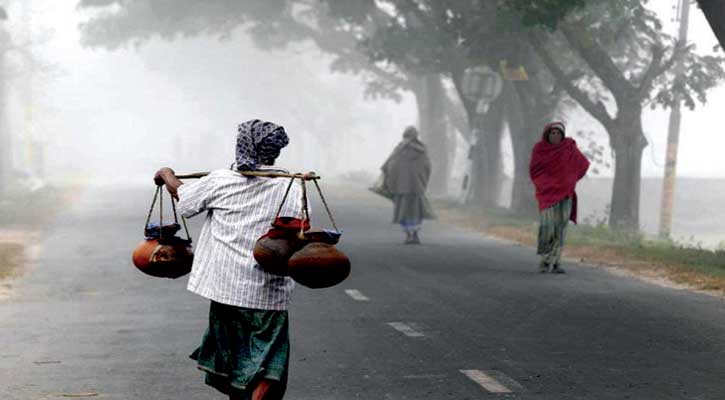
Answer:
77, 0, 725, 232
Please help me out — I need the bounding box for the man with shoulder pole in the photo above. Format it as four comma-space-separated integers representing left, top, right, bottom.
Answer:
154, 119, 302, 400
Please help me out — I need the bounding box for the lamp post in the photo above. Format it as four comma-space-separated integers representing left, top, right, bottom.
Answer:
460, 65, 503, 205
462, 65, 503, 114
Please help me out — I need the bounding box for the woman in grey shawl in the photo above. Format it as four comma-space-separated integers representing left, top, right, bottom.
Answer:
381, 126, 436, 244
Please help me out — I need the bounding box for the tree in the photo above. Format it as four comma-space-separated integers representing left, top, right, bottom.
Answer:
524, 0, 725, 230
350, 0, 527, 207
77, 0, 459, 196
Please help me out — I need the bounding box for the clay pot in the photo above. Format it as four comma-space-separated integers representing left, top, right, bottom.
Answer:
132, 237, 194, 279
288, 241, 350, 289
253, 217, 310, 276
253, 233, 304, 276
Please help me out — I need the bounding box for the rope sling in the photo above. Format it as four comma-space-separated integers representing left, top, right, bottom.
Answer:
133, 185, 194, 279
143, 184, 192, 243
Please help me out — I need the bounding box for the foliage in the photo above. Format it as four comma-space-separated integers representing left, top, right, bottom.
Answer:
535, 0, 725, 117
77, 0, 410, 100
500, 0, 587, 30
574, 130, 610, 176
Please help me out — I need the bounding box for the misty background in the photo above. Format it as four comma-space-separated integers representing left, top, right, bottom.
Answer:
2, 0, 725, 246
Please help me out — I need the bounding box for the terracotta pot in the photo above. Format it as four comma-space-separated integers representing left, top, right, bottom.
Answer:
132, 237, 193, 279
253, 234, 304, 276
288, 242, 350, 289
254, 217, 310, 275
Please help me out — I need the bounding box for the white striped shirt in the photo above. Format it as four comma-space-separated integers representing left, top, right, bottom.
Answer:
177, 168, 303, 310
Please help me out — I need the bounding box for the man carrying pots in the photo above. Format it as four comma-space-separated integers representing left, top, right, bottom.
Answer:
154, 119, 303, 400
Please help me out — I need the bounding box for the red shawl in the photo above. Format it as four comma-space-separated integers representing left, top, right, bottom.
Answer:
529, 123, 590, 223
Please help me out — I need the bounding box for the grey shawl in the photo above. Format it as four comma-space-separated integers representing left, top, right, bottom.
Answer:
381, 138, 431, 195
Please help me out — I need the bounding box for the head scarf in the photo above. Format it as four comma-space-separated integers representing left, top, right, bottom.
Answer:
403, 126, 419, 140
235, 119, 289, 171
529, 121, 590, 223
543, 121, 566, 143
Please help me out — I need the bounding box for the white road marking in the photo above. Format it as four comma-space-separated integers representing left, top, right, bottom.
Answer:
403, 374, 447, 379
387, 322, 425, 337
344, 289, 370, 301
460, 369, 513, 393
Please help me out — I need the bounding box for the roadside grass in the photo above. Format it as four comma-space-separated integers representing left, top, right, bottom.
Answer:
0, 242, 24, 280
434, 200, 725, 293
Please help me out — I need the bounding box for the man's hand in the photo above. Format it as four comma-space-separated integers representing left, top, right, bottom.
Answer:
153, 167, 173, 185
301, 171, 318, 180
153, 167, 182, 200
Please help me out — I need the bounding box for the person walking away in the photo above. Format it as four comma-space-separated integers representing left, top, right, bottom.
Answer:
153, 119, 303, 400
381, 126, 436, 244
529, 122, 589, 274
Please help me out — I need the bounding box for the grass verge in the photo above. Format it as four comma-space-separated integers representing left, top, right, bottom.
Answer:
434, 200, 725, 294
0, 242, 25, 280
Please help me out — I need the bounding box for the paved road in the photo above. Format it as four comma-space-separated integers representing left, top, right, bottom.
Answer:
1, 185, 724, 399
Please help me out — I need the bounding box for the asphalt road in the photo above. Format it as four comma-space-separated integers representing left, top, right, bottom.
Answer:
1, 185, 724, 399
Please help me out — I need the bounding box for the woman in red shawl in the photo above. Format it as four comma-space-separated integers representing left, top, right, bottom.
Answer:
529, 122, 590, 273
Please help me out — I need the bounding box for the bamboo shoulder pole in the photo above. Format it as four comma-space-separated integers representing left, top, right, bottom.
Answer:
175, 171, 320, 180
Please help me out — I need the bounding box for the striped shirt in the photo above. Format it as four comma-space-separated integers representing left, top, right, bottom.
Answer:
177, 168, 303, 310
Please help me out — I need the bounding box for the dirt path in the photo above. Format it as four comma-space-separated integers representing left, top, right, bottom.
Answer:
0, 230, 44, 301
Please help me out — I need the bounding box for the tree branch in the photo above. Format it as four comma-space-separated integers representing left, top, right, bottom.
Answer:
636, 44, 665, 97
559, 23, 636, 101
281, 14, 411, 90
638, 43, 684, 98
528, 31, 614, 129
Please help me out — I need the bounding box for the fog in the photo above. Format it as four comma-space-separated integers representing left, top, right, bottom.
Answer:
8, 0, 417, 186
1, 0, 725, 246
4, 0, 722, 187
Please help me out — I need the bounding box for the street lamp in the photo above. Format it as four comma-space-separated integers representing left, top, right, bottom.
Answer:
461, 65, 503, 114
459, 65, 503, 204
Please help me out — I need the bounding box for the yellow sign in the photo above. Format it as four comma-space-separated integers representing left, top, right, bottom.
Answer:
500, 60, 529, 81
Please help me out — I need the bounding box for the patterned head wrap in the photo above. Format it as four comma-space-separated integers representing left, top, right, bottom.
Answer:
235, 119, 289, 171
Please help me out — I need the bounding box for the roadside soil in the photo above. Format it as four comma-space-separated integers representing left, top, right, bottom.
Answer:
435, 204, 725, 297
0, 186, 82, 300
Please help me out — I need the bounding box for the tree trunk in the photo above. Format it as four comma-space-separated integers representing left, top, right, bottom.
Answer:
482, 101, 505, 207
469, 93, 505, 207
508, 117, 538, 216
412, 73, 449, 197
507, 82, 543, 217
609, 111, 647, 231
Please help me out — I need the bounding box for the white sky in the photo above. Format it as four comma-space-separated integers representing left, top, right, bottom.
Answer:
5, 0, 725, 184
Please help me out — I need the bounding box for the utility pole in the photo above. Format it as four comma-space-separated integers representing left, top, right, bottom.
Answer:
659, 0, 690, 239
